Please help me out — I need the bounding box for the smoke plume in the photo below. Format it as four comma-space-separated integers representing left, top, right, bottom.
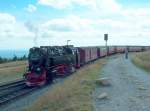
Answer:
24, 21, 38, 46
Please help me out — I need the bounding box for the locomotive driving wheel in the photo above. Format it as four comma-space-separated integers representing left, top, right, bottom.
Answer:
69, 64, 76, 74
46, 70, 54, 84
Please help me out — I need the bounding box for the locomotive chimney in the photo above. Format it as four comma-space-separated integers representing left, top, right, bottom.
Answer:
67, 40, 71, 46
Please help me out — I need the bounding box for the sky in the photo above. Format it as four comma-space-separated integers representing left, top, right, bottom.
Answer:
0, 0, 150, 49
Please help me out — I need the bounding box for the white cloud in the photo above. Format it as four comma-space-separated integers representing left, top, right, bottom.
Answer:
1, 9, 150, 48
25, 4, 37, 13
38, 0, 71, 9
38, 0, 122, 14
0, 13, 36, 49
123, 8, 150, 17
41, 15, 93, 32
0, 13, 16, 24
0, 13, 34, 39
38, 12, 150, 46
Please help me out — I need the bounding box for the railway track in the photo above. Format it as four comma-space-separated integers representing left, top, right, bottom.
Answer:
0, 79, 25, 90
0, 79, 37, 105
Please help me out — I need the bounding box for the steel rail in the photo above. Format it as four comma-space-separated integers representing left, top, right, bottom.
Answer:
0, 79, 25, 90
0, 86, 37, 105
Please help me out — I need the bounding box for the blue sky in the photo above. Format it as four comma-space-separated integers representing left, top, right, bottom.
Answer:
0, 0, 150, 49
118, 0, 150, 6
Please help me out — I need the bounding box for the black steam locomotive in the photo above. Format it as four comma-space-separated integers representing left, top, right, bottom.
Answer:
25, 45, 79, 86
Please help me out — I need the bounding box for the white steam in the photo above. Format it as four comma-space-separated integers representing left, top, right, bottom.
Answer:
25, 21, 39, 46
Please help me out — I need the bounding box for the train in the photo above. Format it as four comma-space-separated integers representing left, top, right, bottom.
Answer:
24, 45, 150, 86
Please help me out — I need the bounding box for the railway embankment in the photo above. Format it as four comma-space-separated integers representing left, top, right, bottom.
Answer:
131, 51, 150, 72
23, 59, 106, 111
0, 61, 27, 83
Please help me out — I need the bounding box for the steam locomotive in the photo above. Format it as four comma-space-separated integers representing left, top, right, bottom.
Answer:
24, 45, 150, 86
24, 45, 80, 86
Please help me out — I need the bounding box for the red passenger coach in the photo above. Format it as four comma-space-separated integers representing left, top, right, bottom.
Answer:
97, 48, 100, 58
77, 47, 91, 65
108, 46, 116, 55
100, 47, 107, 57
77, 47, 98, 65
128, 46, 142, 52
116, 46, 126, 53
90, 47, 98, 61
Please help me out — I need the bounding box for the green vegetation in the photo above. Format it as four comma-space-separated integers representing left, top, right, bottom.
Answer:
0, 55, 27, 64
23, 59, 106, 111
0, 61, 27, 83
132, 51, 150, 72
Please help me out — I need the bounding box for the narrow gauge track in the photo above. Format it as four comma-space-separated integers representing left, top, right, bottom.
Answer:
0, 79, 38, 106
0, 79, 25, 91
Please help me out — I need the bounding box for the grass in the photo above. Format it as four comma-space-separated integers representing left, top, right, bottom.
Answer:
132, 51, 150, 72
23, 59, 106, 111
0, 61, 27, 83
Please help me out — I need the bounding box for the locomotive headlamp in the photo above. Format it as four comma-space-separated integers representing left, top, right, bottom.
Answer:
37, 67, 41, 71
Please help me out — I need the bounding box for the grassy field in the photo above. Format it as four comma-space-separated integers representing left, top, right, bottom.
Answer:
0, 61, 27, 83
23, 59, 106, 111
132, 51, 150, 72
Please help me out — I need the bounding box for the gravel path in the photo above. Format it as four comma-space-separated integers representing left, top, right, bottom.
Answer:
93, 54, 150, 111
